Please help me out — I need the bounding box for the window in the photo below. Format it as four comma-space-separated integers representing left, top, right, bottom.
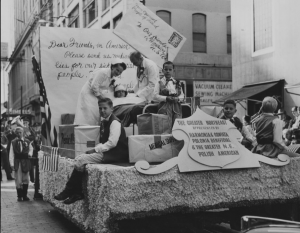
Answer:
57, 0, 60, 17
102, 0, 110, 11
62, 0, 65, 11
113, 13, 122, 29
192, 13, 206, 53
253, 0, 272, 52
68, 5, 79, 28
156, 10, 171, 25
83, 0, 98, 27
62, 19, 66, 27
227, 16, 231, 54
103, 22, 110, 29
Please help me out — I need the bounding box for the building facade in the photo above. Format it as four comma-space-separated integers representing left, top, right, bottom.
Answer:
7, 0, 231, 125
6, 0, 54, 127
231, 0, 300, 117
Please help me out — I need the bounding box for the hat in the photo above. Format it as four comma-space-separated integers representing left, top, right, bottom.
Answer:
11, 116, 21, 125
111, 58, 127, 71
115, 84, 126, 92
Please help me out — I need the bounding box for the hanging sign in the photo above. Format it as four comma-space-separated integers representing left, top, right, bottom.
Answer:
114, 2, 186, 68
193, 81, 232, 105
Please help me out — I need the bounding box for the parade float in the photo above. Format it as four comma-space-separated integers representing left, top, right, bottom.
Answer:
36, 2, 300, 233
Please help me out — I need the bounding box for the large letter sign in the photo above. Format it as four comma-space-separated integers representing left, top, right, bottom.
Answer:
114, 2, 186, 68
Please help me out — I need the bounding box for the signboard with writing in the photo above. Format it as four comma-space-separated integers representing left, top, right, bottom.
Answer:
193, 81, 232, 105
1, 42, 8, 59
7, 109, 33, 115
135, 108, 291, 175
114, 2, 186, 68
40, 27, 137, 138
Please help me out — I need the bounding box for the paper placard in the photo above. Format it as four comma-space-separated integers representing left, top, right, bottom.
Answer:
114, 2, 186, 68
172, 108, 260, 171
193, 81, 232, 105
40, 27, 137, 144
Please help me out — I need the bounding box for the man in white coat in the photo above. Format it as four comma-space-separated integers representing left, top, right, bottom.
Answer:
113, 52, 159, 127
130, 51, 159, 102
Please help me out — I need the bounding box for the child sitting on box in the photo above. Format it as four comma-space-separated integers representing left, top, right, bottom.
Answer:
153, 61, 185, 126
54, 98, 128, 204
220, 99, 257, 150
253, 96, 299, 158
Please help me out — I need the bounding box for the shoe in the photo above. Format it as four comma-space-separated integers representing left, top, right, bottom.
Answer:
23, 197, 30, 201
34, 193, 43, 199
22, 184, 29, 201
54, 190, 71, 201
63, 194, 84, 205
17, 197, 22, 202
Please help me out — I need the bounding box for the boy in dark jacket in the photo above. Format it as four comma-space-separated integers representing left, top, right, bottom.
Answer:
54, 98, 128, 204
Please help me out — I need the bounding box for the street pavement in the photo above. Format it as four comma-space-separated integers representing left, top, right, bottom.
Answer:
1, 171, 85, 233
1, 171, 234, 233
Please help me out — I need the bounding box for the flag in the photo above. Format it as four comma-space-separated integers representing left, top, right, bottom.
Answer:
32, 55, 58, 147
42, 147, 59, 172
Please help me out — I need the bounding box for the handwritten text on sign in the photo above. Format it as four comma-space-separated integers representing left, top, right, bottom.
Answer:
193, 81, 232, 105
114, 2, 186, 68
40, 27, 136, 141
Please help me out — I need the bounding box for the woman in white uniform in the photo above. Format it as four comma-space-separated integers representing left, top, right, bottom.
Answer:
74, 59, 127, 126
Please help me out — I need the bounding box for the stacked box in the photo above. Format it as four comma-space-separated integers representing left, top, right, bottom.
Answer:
128, 134, 184, 163
59, 125, 78, 159
61, 114, 75, 125
75, 126, 100, 157
137, 113, 171, 135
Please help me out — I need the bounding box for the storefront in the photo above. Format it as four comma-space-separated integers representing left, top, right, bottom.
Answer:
214, 79, 285, 116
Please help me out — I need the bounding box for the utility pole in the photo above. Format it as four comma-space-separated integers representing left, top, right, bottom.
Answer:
20, 85, 23, 116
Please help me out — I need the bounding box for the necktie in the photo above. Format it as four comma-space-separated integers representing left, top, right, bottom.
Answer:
100, 121, 105, 140
18, 140, 23, 152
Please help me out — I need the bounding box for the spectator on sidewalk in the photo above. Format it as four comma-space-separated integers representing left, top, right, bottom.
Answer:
1, 135, 15, 181
32, 134, 43, 199
9, 127, 33, 201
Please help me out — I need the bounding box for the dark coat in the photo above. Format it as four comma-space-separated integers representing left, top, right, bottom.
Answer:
11, 138, 32, 173
100, 114, 129, 163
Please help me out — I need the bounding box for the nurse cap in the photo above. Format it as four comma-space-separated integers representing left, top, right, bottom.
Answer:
111, 58, 127, 70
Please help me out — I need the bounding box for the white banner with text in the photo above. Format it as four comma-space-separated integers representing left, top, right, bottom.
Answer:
40, 27, 137, 139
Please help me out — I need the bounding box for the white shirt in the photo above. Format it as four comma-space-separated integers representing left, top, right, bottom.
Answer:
224, 117, 256, 143
88, 68, 115, 100
94, 115, 121, 153
133, 58, 159, 102
271, 115, 288, 150
292, 115, 300, 129
9, 137, 33, 167
153, 77, 185, 102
